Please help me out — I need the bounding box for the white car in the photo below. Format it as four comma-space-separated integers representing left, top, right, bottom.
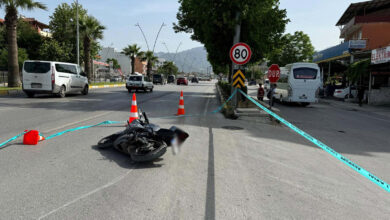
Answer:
334, 86, 357, 99
22, 61, 89, 98
126, 75, 154, 93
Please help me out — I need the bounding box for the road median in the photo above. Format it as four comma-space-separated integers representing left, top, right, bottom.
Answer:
0, 83, 125, 96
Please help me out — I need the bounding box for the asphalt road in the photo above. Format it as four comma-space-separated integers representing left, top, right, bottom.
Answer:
0, 82, 389, 219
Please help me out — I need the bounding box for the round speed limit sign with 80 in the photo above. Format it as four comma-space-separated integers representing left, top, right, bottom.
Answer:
230, 43, 252, 65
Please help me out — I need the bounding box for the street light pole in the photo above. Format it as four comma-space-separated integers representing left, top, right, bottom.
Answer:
76, 0, 80, 66
135, 23, 150, 51
152, 23, 166, 53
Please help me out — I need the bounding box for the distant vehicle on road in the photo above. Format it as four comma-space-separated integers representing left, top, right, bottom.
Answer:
167, 75, 175, 84
126, 75, 153, 93
274, 62, 322, 106
177, 77, 188, 85
334, 86, 357, 99
152, 74, 166, 85
22, 60, 89, 98
191, 77, 199, 83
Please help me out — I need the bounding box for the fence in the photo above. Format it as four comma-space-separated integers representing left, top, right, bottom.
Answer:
0, 71, 7, 87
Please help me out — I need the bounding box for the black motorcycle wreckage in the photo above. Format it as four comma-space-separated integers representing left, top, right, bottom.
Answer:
97, 112, 189, 162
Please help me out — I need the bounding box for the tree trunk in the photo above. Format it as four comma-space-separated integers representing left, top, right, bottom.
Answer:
84, 37, 91, 82
5, 9, 20, 87
147, 61, 152, 77
131, 56, 135, 74
228, 64, 232, 83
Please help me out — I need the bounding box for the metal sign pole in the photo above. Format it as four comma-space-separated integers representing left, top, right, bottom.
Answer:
232, 12, 241, 109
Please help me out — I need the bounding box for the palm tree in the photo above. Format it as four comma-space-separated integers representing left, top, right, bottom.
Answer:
122, 44, 143, 75
79, 15, 105, 81
0, 0, 46, 87
142, 51, 158, 77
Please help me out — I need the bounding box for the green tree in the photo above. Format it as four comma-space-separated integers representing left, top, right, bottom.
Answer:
17, 19, 43, 60
122, 44, 142, 75
0, 0, 47, 87
174, 0, 289, 82
268, 31, 314, 66
106, 58, 121, 69
79, 15, 105, 81
38, 39, 71, 62
157, 61, 179, 76
49, 2, 87, 63
141, 51, 158, 77
0, 47, 28, 72
347, 59, 370, 84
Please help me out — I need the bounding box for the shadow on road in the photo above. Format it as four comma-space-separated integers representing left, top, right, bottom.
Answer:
91, 145, 164, 169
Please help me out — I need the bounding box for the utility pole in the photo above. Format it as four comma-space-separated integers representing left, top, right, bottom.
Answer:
76, 0, 80, 66
232, 12, 241, 108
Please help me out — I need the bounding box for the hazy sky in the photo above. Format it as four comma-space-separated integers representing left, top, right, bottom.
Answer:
0, 0, 360, 52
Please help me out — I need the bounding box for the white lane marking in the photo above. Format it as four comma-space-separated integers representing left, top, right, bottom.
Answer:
44, 111, 113, 133
37, 170, 133, 220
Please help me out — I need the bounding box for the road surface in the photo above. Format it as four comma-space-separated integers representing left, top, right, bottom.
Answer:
0, 82, 389, 219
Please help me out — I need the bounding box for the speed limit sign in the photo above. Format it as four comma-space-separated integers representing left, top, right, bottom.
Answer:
230, 42, 252, 65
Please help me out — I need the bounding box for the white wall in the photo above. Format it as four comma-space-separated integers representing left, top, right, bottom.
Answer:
99, 47, 131, 75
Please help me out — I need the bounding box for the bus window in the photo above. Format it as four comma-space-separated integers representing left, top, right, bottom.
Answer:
293, 68, 317, 79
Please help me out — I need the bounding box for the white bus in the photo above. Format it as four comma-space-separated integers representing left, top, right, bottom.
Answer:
274, 63, 321, 106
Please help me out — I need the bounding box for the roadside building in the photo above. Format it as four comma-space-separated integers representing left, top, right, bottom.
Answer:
153, 58, 166, 71
134, 58, 147, 75
313, 0, 390, 104
0, 16, 52, 38
369, 46, 390, 105
99, 47, 131, 76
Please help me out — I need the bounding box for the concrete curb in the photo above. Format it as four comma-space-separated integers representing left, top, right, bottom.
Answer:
89, 84, 125, 89
0, 84, 126, 97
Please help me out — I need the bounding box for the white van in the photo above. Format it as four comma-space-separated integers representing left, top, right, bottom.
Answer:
274, 62, 321, 106
22, 61, 89, 98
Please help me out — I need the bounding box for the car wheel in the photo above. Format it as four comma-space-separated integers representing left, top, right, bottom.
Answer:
25, 92, 35, 98
81, 85, 89, 95
58, 85, 66, 98
150, 88, 153, 92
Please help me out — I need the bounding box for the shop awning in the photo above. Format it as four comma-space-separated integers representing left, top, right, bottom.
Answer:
313, 41, 351, 63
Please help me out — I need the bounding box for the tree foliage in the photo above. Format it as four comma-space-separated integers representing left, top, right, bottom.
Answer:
0, 0, 47, 87
0, 47, 28, 71
122, 44, 143, 75
17, 19, 43, 60
268, 31, 314, 66
174, 0, 289, 74
157, 61, 178, 76
49, 2, 87, 63
347, 59, 370, 84
106, 58, 121, 69
141, 51, 158, 77
38, 39, 71, 62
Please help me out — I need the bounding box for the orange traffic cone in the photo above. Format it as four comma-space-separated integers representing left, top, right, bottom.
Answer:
129, 93, 139, 124
39, 134, 45, 141
177, 91, 185, 115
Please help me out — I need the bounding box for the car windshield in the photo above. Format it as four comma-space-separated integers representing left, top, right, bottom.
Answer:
24, 62, 50, 74
129, 76, 142, 81
153, 75, 162, 79
293, 68, 317, 79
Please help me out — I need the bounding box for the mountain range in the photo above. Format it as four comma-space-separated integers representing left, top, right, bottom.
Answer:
155, 47, 212, 73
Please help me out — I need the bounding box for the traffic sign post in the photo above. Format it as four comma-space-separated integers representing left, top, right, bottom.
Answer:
230, 43, 252, 65
267, 64, 281, 83
230, 42, 252, 109
232, 69, 245, 88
